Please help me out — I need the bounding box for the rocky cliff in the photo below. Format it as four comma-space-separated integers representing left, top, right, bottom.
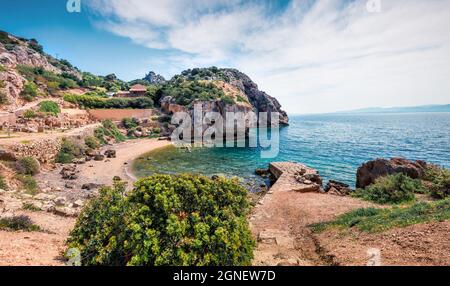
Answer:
160, 67, 289, 128
0, 31, 81, 110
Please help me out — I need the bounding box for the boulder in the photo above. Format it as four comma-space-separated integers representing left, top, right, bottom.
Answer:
82, 183, 103, 191
356, 158, 427, 188
54, 196, 67, 206
255, 168, 270, 177
325, 180, 351, 196
93, 154, 105, 161
60, 165, 78, 180
0, 149, 17, 161
65, 182, 76, 189
104, 149, 116, 158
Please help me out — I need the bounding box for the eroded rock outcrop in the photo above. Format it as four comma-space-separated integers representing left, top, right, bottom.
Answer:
356, 158, 427, 188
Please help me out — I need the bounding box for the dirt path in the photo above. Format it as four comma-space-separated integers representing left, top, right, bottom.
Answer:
0, 123, 101, 146
250, 191, 374, 266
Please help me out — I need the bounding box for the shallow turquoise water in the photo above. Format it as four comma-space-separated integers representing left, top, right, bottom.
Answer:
134, 112, 450, 188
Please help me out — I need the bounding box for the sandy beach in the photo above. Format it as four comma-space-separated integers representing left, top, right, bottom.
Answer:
36, 138, 172, 192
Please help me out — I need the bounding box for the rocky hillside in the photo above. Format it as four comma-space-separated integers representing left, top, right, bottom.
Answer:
159, 67, 289, 126
0, 31, 81, 110
0, 30, 288, 127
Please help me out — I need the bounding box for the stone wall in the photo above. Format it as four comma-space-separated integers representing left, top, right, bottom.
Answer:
10, 138, 62, 164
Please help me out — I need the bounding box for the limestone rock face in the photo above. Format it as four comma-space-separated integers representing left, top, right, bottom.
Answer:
0, 32, 81, 110
222, 69, 289, 126
356, 158, 427, 188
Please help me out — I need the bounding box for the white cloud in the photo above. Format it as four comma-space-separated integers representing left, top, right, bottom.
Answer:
86, 0, 450, 114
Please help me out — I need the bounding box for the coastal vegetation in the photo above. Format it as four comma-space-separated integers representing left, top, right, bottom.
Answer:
352, 173, 425, 204
160, 79, 235, 106
38, 100, 61, 115
16, 174, 38, 195
311, 198, 450, 233
67, 174, 255, 266
20, 82, 39, 101
424, 166, 450, 199
15, 156, 40, 176
0, 215, 41, 232
63, 94, 154, 109
17, 65, 79, 94
84, 136, 101, 149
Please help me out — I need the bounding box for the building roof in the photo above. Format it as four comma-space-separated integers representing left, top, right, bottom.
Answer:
129, 84, 147, 92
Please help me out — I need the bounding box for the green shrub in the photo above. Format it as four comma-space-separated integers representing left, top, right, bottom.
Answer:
0, 64, 6, 72
0, 174, 8, 190
311, 198, 450, 233
63, 94, 153, 109
56, 138, 84, 164
68, 174, 255, 266
95, 120, 126, 144
84, 136, 100, 149
16, 175, 39, 195
22, 202, 42, 212
0, 79, 6, 88
424, 166, 450, 199
121, 117, 139, 130
20, 82, 39, 101
38, 101, 61, 115
352, 173, 424, 204
15, 157, 40, 176
0, 215, 41, 232
23, 110, 37, 119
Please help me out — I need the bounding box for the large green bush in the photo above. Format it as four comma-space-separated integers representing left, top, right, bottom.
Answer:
38, 101, 61, 115
424, 166, 450, 199
353, 173, 425, 204
15, 156, 40, 176
63, 94, 153, 109
67, 174, 255, 266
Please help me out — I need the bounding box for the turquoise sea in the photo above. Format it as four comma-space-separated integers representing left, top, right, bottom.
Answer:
133, 113, 450, 189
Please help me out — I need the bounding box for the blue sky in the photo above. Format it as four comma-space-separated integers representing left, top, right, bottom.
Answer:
1, 0, 450, 114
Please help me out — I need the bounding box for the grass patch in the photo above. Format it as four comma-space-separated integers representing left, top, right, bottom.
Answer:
15, 156, 40, 176
16, 174, 39, 195
310, 198, 450, 233
352, 173, 425, 204
0, 215, 41, 232
424, 166, 450, 199
22, 202, 42, 212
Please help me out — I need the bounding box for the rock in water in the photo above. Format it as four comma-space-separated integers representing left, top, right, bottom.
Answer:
356, 158, 427, 188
